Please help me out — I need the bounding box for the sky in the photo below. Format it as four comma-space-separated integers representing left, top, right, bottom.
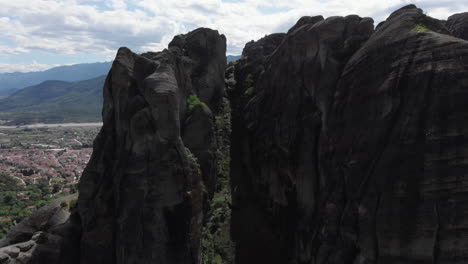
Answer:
0, 0, 466, 73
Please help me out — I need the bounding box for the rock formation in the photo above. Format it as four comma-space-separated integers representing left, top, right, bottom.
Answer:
230, 4, 468, 264
2, 4, 468, 264
446, 12, 468, 40
76, 28, 227, 264
230, 13, 374, 264
0, 194, 78, 264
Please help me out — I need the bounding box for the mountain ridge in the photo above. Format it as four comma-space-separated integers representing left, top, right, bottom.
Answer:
0, 75, 105, 124
0, 62, 112, 96
226, 55, 240, 62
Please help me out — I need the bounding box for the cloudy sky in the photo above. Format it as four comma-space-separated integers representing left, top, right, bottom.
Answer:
0, 0, 466, 73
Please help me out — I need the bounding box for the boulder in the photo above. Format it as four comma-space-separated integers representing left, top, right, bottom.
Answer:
0, 194, 77, 248
0, 253, 8, 263
1, 246, 19, 258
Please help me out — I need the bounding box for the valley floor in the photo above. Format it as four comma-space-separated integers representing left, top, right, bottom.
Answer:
0, 126, 99, 237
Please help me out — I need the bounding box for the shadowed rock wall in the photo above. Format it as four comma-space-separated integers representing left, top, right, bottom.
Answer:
77, 28, 226, 264
446, 12, 468, 40
230, 4, 468, 264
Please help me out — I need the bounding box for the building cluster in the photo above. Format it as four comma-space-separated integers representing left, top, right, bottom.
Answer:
0, 148, 92, 187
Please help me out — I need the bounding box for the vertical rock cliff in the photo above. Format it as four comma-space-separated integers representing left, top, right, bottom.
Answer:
230, 4, 468, 264
230, 13, 374, 264
446, 12, 468, 40
77, 28, 227, 264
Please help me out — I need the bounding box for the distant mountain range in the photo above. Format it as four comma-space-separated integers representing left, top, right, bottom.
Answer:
0, 62, 112, 96
227, 55, 240, 62
0, 57, 242, 97
0, 76, 106, 124
0, 55, 241, 124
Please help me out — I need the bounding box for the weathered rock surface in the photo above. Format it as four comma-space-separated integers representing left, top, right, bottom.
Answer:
230, 4, 468, 264
182, 103, 217, 196
0, 194, 76, 248
75, 28, 226, 264
230, 13, 374, 264
319, 6, 468, 263
287, 15, 324, 34
0, 194, 78, 264
446, 12, 468, 40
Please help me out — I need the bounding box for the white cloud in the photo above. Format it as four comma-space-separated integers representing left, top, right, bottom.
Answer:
0, 0, 176, 55
0, 0, 466, 69
134, 0, 468, 54
0, 45, 30, 56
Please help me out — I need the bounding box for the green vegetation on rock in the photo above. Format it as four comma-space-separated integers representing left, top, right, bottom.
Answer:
202, 97, 234, 264
413, 24, 430, 32
0, 173, 77, 238
0, 174, 52, 237
187, 94, 204, 111
60, 196, 78, 212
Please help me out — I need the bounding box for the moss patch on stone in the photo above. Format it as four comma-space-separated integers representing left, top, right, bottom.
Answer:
60, 196, 78, 212
413, 24, 430, 33
187, 95, 203, 111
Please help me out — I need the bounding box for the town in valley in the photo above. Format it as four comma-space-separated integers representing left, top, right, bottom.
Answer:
0, 125, 100, 237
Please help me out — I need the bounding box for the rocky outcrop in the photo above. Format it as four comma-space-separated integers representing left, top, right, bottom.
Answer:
230, 13, 374, 264
446, 12, 468, 40
318, 6, 468, 263
75, 28, 227, 264
241, 33, 286, 62
0, 194, 78, 264
230, 4, 468, 264
287, 15, 324, 34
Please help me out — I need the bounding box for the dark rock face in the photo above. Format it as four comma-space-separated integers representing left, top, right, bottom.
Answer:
230, 14, 374, 264
169, 28, 227, 112
446, 12, 468, 40
76, 28, 226, 264
3, 4, 468, 264
230, 4, 468, 264
182, 104, 216, 196
241, 33, 286, 61
287, 15, 324, 34
319, 7, 468, 263
0, 194, 78, 264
